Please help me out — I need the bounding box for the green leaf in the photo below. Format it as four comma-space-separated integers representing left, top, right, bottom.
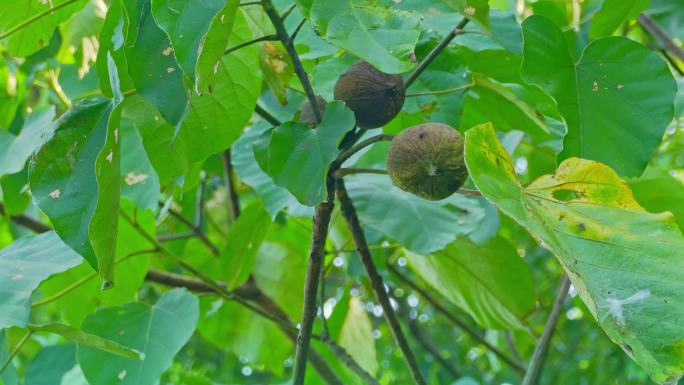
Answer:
0, 331, 18, 385
120, 122, 160, 210
465, 123, 684, 383
589, 0, 649, 39
460, 75, 551, 141
196, 1, 239, 93
177, 8, 261, 159
0, 108, 55, 178
345, 174, 486, 254
0, 232, 82, 329
629, 166, 684, 232
150, 0, 226, 81
123, 0, 189, 128
0, 0, 86, 56
29, 324, 142, 360
521, 15, 677, 177
442, 0, 491, 31
97, 0, 134, 98
78, 289, 199, 385
25, 345, 77, 385
221, 202, 272, 290
254, 101, 355, 206
296, 0, 421, 74
339, 296, 379, 376
29, 97, 122, 284
405, 236, 536, 330
232, 123, 306, 218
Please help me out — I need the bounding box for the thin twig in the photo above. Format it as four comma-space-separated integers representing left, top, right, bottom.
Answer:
458, 188, 482, 196
336, 179, 427, 385
280, 3, 297, 20
291, 18, 307, 42
406, 82, 474, 97
0, 330, 32, 375
158, 202, 220, 256
224, 34, 278, 56
0, 0, 83, 40
403, 309, 461, 379
157, 232, 196, 241
145, 269, 375, 385
32, 248, 158, 307
292, 175, 336, 385
388, 263, 525, 373
521, 275, 571, 385
405, 17, 470, 89
660, 49, 684, 76
222, 150, 241, 221
0, 203, 51, 233
638, 13, 684, 62
255, 104, 282, 126
335, 134, 394, 166
504, 331, 526, 368
239, 1, 261, 6
262, 0, 321, 123
335, 168, 387, 178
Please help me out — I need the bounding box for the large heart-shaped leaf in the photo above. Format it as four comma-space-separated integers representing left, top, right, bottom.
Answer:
521, 15, 677, 177
405, 236, 536, 330
295, 0, 421, 74
253, 101, 355, 206
465, 123, 684, 384
77, 289, 199, 385
29, 97, 122, 285
0, 232, 82, 329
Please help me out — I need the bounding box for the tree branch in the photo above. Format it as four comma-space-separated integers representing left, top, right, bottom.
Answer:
0, 203, 52, 234
521, 275, 571, 385
336, 179, 427, 385
292, 175, 337, 385
387, 263, 525, 373
335, 134, 394, 166
262, 0, 321, 123
158, 203, 220, 256
405, 313, 461, 379
335, 168, 387, 178
0, 0, 83, 40
145, 268, 377, 385
638, 13, 684, 63
255, 103, 282, 126
223, 34, 278, 56
405, 17, 470, 89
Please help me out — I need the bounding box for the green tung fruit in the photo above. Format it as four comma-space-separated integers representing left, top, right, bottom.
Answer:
387, 123, 468, 201
333, 61, 405, 129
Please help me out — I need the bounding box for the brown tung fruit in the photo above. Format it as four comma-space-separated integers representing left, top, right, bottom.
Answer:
334, 61, 405, 129
299, 95, 327, 127
387, 123, 468, 201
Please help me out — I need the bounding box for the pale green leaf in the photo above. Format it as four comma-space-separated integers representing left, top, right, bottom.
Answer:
25, 345, 77, 385
196, 1, 239, 93
406, 236, 536, 330
29, 323, 142, 360
78, 289, 199, 385
589, 0, 649, 39
339, 296, 379, 376
0, 232, 82, 329
0, 108, 55, 178
442, 0, 491, 31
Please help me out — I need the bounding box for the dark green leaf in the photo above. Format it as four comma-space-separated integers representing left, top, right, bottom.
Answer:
522, 15, 677, 177
254, 101, 355, 206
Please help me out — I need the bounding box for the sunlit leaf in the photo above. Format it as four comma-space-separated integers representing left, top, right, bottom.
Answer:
465, 123, 684, 383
